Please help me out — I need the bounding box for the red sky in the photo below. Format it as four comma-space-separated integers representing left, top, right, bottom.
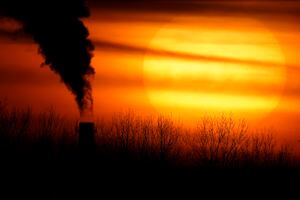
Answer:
1, 0, 300, 152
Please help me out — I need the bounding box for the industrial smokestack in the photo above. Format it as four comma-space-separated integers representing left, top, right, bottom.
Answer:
0, 0, 96, 154
79, 121, 96, 156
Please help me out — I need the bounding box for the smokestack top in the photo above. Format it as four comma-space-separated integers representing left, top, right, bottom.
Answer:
79, 121, 95, 133
80, 105, 94, 123
79, 121, 95, 153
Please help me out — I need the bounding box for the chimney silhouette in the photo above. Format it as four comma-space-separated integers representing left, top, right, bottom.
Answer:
79, 122, 95, 156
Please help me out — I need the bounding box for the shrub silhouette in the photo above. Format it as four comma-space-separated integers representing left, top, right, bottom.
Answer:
186, 115, 293, 168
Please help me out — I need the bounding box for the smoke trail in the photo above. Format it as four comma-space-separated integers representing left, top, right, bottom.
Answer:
0, 0, 95, 116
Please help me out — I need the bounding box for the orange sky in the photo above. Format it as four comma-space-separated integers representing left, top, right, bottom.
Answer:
1, 1, 300, 152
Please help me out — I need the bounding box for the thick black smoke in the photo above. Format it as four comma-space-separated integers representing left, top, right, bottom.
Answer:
0, 0, 95, 115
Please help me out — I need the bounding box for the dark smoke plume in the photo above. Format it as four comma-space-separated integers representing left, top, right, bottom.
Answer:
0, 0, 95, 115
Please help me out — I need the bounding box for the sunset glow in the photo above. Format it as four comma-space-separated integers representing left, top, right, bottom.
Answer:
144, 17, 286, 120
1, 1, 300, 194
1, 0, 300, 153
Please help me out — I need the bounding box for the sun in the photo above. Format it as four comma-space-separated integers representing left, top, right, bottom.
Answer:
143, 16, 286, 124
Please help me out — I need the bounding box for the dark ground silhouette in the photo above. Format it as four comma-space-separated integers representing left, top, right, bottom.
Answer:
0, 102, 299, 199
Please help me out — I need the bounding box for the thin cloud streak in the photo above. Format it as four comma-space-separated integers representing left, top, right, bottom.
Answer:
0, 29, 32, 43
94, 39, 300, 72
94, 74, 283, 97
89, 0, 300, 19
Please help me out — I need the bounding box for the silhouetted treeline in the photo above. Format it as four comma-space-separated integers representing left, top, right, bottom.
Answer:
1, 101, 299, 199
0, 101, 296, 169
